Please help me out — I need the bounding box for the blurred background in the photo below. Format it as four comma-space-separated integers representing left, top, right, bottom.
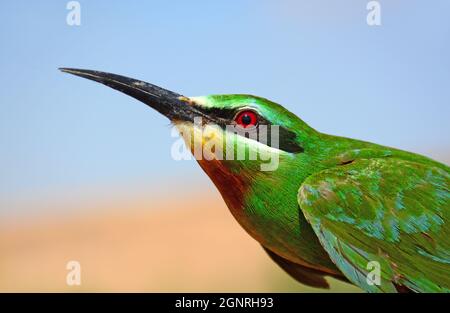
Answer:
0, 0, 449, 292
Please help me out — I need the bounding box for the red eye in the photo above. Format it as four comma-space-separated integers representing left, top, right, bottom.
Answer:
235, 110, 258, 128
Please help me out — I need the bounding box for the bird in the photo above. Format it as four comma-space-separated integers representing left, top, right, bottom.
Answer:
60, 68, 449, 293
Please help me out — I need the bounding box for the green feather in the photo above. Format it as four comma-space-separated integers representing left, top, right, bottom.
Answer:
299, 157, 450, 292
194, 94, 450, 292
59, 68, 450, 292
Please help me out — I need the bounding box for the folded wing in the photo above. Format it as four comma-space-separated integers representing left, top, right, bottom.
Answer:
298, 157, 450, 292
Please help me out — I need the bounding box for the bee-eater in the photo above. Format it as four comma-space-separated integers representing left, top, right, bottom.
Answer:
60, 68, 449, 293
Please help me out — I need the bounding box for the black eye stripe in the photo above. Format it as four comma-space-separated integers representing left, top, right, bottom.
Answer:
196, 107, 304, 154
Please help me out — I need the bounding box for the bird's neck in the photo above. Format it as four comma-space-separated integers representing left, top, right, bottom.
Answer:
197, 153, 340, 273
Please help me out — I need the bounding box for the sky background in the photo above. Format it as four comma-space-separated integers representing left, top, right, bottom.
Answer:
1, 0, 450, 217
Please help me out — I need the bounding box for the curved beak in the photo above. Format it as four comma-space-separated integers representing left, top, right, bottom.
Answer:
59, 68, 200, 121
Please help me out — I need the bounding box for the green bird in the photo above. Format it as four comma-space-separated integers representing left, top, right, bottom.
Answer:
60, 68, 450, 293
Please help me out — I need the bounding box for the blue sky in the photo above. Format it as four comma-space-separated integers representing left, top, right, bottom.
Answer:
1, 1, 449, 214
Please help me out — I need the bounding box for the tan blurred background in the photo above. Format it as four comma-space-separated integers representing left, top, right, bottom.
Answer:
0, 180, 360, 292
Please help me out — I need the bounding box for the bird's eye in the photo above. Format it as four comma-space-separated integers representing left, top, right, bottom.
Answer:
235, 110, 258, 128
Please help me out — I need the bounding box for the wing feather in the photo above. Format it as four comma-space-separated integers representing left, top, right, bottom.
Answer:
298, 157, 450, 292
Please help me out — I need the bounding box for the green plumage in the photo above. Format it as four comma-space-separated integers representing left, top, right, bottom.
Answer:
300, 156, 449, 292
198, 95, 450, 293
61, 69, 450, 292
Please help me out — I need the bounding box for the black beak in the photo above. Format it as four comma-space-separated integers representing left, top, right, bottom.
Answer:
59, 68, 201, 121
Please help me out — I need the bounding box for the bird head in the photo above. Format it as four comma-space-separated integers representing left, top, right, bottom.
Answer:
60, 69, 317, 211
